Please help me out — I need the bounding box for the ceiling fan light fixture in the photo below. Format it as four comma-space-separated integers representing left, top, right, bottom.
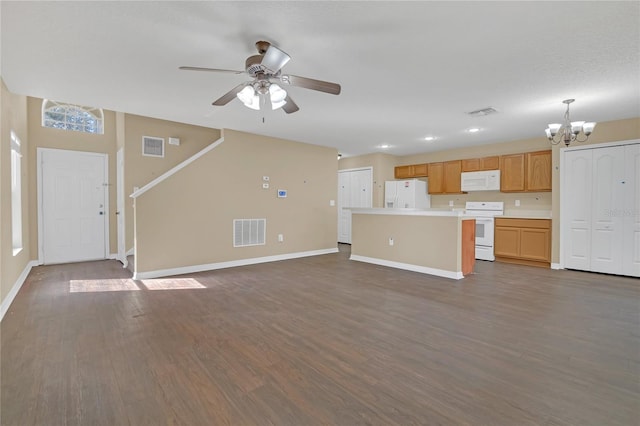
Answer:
269, 84, 287, 110
237, 86, 260, 110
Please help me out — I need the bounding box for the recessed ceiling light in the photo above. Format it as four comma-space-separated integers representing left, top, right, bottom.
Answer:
468, 127, 481, 133
424, 136, 436, 141
379, 144, 391, 149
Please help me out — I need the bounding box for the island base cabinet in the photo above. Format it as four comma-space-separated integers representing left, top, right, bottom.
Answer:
494, 218, 551, 268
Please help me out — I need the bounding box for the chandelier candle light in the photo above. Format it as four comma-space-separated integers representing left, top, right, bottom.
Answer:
545, 99, 596, 147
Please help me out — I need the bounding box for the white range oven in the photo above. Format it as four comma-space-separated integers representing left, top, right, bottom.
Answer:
465, 201, 504, 261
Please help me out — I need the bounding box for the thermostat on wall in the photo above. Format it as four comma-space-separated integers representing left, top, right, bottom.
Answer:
277, 189, 287, 198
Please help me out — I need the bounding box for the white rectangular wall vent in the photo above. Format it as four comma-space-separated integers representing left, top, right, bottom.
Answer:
233, 219, 266, 247
142, 136, 165, 157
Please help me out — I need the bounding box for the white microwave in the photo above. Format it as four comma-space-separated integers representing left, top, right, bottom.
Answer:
461, 170, 501, 191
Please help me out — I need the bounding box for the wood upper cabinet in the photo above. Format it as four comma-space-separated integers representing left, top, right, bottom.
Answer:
394, 163, 428, 179
428, 160, 463, 194
461, 156, 500, 172
494, 218, 551, 267
427, 163, 444, 194
500, 153, 526, 192
526, 150, 552, 191
443, 160, 462, 193
500, 150, 551, 192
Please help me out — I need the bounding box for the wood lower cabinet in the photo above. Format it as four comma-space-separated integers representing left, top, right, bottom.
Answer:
461, 156, 499, 172
394, 163, 428, 179
494, 218, 551, 267
428, 160, 463, 194
500, 150, 552, 192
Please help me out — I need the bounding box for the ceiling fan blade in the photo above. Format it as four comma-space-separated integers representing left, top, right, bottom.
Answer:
280, 74, 341, 95
261, 45, 291, 74
282, 95, 299, 114
179, 66, 244, 74
212, 83, 247, 106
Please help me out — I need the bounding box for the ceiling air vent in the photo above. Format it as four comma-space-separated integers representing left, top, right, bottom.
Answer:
467, 107, 499, 117
142, 136, 164, 158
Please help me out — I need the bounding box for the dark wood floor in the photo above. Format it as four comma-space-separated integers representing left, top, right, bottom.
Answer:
2, 246, 639, 425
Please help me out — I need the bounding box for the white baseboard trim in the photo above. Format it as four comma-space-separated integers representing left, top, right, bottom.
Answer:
1, 260, 38, 322
133, 248, 339, 280
108, 253, 117, 260
551, 263, 562, 270
350, 255, 464, 280
126, 247, 134, 256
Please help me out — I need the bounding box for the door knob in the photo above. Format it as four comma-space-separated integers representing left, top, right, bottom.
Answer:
99, 212, 104, 215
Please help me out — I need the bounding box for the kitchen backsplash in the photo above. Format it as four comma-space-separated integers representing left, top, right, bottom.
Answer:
430, 191, 552, 214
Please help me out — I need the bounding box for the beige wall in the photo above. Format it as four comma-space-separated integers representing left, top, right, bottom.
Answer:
134, 129, 338, 274
339, 153, 397, 207
123, 114, 221, 250
351, 213, 461, 273
26, 96, 118, 255
1, 80, 30, 305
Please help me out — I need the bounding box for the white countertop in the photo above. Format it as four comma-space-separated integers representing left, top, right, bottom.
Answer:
349, 208, 473, 218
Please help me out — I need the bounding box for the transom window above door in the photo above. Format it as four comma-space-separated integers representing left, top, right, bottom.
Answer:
41, 99, 104, 134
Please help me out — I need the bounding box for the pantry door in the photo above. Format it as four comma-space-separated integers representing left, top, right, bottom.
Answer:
39, 148, 109, 264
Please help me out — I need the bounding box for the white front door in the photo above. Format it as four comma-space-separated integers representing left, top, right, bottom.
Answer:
41, 149, 108, 264
116, 148, 127, 267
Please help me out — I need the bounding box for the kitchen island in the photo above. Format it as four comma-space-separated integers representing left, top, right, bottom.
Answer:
349, 208, 476, 279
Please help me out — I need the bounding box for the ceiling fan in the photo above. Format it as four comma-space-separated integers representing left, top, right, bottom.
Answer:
180, 41, 341, 114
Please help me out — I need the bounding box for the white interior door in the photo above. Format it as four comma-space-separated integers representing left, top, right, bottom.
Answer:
562, 141, 639, 277
116, 148, 127, 267
337, 171, 351, 243
564, 149, 593, 270
590, 147, 625, 274
337, 168, 372, 244
623, 144, 640, 276
41, 149, 108, 264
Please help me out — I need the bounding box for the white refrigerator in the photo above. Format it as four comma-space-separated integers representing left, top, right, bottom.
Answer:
385, 179, 430, 209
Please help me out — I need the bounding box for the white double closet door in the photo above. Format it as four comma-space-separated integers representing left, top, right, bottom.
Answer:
338, 168, 372, 244
562, 141, 639, 277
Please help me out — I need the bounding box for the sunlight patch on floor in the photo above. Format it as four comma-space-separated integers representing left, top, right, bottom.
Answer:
141, 278, 206, 290
70, 279, 140, 293
69, 278, 206, 293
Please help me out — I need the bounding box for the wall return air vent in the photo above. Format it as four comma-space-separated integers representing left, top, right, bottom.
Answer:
233, 219, 266, 247
142, 136, 165, 157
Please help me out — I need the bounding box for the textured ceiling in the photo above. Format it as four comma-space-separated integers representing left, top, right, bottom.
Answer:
2, 1, 639, 157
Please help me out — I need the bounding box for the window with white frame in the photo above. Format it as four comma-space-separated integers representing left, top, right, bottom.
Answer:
11, 131, 23, 255
41, 99, 104, 134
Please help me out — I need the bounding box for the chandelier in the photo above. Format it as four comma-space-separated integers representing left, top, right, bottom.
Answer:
545, 99, 596, 147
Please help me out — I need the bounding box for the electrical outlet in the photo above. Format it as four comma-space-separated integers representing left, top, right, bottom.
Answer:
388, 237, 394, 246
278, 234, 284, 242
449, 200, 454, 207
262, 183, 269, 189
515, 199, 520, 207
330, 200, 335, 206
